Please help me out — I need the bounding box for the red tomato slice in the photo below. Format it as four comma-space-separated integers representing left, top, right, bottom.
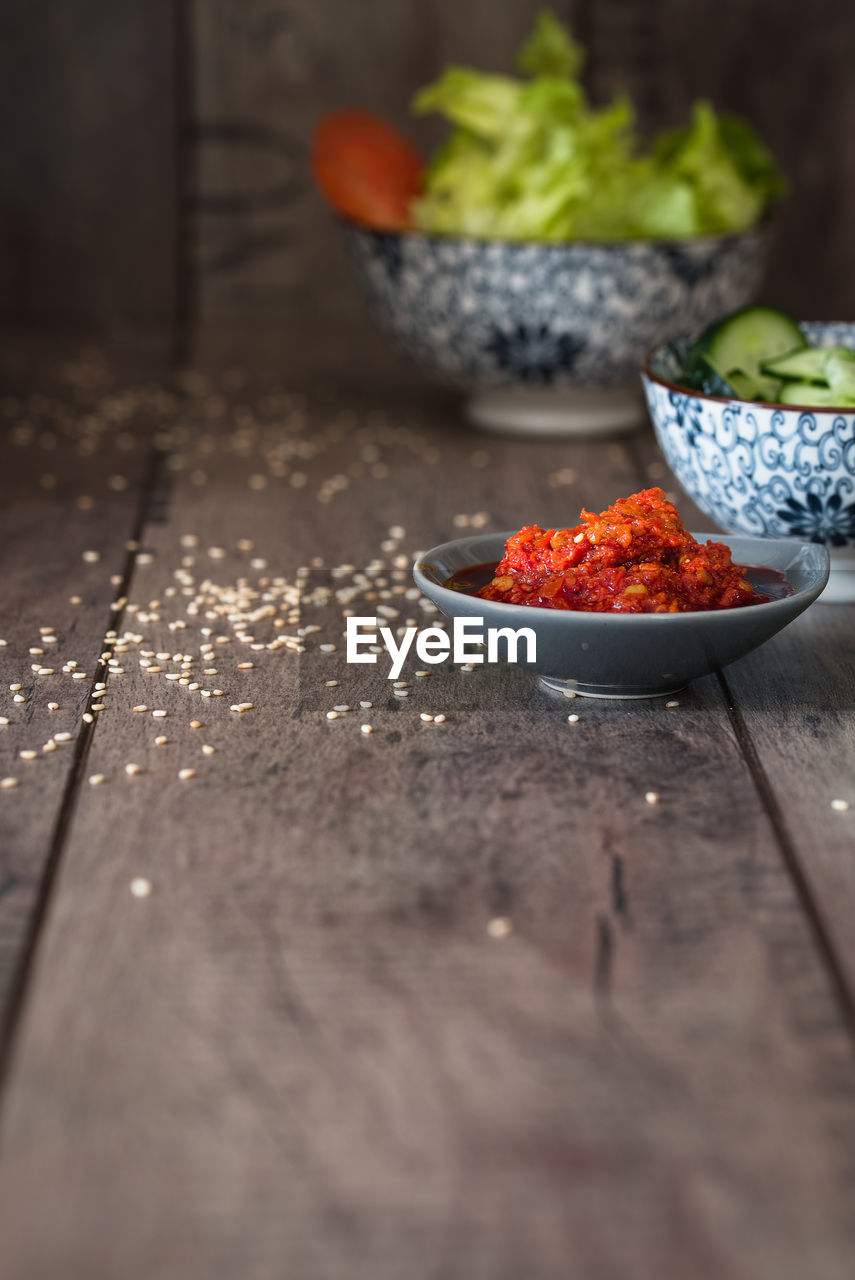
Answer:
311, 110, 424, 230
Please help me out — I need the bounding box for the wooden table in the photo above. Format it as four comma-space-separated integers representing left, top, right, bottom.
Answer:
0, 342, 853, 1279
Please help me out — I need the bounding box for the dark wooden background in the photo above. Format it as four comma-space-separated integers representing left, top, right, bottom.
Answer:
2, 0, 855, 365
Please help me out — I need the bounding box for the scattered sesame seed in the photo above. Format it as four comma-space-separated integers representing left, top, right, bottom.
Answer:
189, 720, 202, 729
82, 550, 100, 563
420, 713, 434, 722
1, 777, 19, 790
324, 680, 339, 688
130, 877, 152, 898
82, 713, 94, 723
152, 709, 167, 718
319, 643, 336, 653
69, 596, 82, 606
13, 694, 25, 704
178, 768, 196, 781
415, 671, 430, 678
72, 672, 87, 680
831, 799, 850, 812
89, 773, 105, 786
665, 700, 680, 708
487, 917, 513, 939
0, 717, 7, 725
393, 690, 409, 698
360, 724, 373, 735
326, 711, 339, 720
154, 736, 168, 746
433, 714, 447, 724
125, 763, 142, 776
567, 713, 580, 723
18, 750, 37, 760
201, 744, 216, 755
133, 705, 148, 713
237, 662, 254, 669
9, 684, 21, 692
42, 741, 57, 754
54, 732, 72, 742
645, 791, 660, 806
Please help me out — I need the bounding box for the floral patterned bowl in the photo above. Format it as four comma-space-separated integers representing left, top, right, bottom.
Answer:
643, 322, 855, 603
344, 220, 769, 438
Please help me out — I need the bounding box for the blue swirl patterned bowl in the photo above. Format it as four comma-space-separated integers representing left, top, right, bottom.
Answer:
643, 322, 855, 603
344, 220, 770, 438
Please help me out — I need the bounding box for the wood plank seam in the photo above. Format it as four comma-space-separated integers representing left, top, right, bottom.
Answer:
716, 668, 855, 1041
0, 444, 165, 1097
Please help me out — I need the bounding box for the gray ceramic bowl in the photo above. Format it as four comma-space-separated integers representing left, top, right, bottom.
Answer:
345, 220, 770, 437
643, 322, 855, 604
414, 531, 828, 699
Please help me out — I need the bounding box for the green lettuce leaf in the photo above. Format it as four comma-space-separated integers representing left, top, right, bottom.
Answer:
411, 10, 784, 242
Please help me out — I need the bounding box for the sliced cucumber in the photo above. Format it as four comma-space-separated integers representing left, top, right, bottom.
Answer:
698, 306, 807, 387
761, 345, 854, 381
778, 381, 855, 408
825, 350, 855, 399
725, 368, 781, 402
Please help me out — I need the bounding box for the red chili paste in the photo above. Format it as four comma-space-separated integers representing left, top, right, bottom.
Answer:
477, 488, 767, 613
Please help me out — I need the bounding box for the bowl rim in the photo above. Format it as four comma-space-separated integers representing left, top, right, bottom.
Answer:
414, 530, 829, 625
338, 211, 769, 254
643, 321, 855, 414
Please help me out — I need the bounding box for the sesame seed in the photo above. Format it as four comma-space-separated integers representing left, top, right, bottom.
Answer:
1, 777, 19, 790
433, 714, 447, 724
326, 711, 339, 720
319, 643, 336, 653
333, 704, 350, 712
360, 724, 373, 735
189, 720, 202, 729
324, 680, 339, 688
201, 744, 215, 755
69, 596, 82, 606
831, 799, 850, 812
130, 877, 152, 898
19, 750, 37, 760
54, 732, 72, 742
42, 742, 57, 754
9, 684, 21, 692
237, 662, 254, 669
420, 713, 434, 722
72, 672, 87, 680
133, 705, 148, 713
13, 694, 25, 704
178, 768, 196, 781
152, 710, 167, 718
82, 713, 94, 723
487, 917, 513, 939
645, 791, 660, 805
154, 736, 168, 746
393, 690, 409, 698
0, 717, 7, 725
89, 774, 105, 786
82, 550, 100, 563
125, 763, 142, 776
415, 671, 430, 678
567, 714, 580, 723
665, 700, 680, 708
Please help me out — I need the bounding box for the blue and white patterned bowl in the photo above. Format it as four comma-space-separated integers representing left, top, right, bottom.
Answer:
643, 322, 855, 603
344, 220, 770, 438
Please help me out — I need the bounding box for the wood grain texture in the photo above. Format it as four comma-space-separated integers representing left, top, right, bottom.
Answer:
0, 386, 853, 1278
0, 2, 178, 329
0, 369, 167, 1030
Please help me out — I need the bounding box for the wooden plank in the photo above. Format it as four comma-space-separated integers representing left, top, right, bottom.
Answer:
0, 2, 178, 330
1, 391, 854, 1277
0, 367, 164, 1031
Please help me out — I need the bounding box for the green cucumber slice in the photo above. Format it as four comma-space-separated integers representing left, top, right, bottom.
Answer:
761, 345, 854, 381
825, 350, 855, 399
778, 381, 855, 408
696, 349, 779, 400
697, 307, 806, 387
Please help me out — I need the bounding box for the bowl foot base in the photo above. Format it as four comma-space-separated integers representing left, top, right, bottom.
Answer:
539, 675, 689, 701
465, 388, 644, 438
